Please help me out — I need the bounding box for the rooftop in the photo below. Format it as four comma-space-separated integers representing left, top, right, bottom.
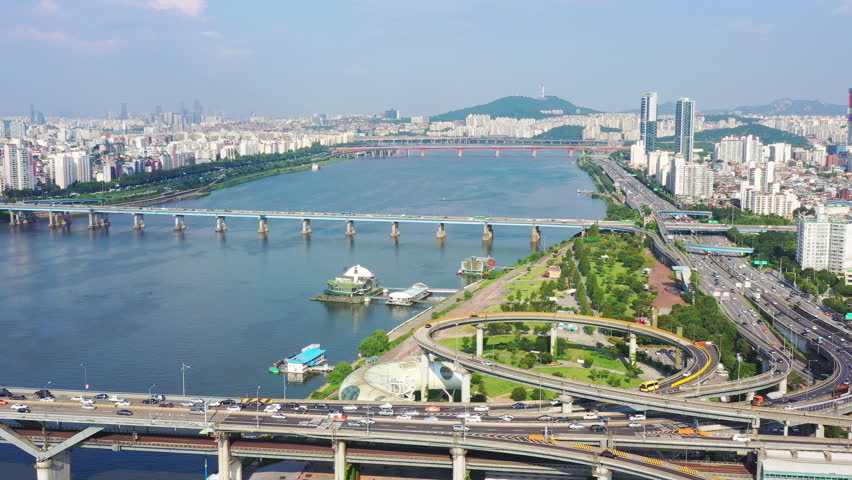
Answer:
289, 347, 326, 365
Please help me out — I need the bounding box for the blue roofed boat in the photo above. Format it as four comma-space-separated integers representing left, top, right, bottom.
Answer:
269, 344, 327, 375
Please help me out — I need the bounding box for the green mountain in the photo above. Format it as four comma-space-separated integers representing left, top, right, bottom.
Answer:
657, 124, 810, 149
533, 125, 584, 140
732, 98, 846, 116
432, 96, 598, 122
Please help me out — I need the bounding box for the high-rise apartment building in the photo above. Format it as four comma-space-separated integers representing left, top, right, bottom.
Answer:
1, 143, 35, 190
120, 103, 128, 120
668, 158, 713, 200
797, 216, 852, 281
675, 98, 695, 162
640, 91, 657, 153
847, 88, 851, 146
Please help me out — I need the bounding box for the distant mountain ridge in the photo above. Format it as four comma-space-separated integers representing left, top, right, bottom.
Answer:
432, 96, 598, 122
624, 98, 845, 116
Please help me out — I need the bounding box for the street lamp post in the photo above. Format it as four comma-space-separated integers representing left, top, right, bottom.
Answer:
181, 363, 191, 398
44, 380, 52, 397
255, 385, 261, 430
148, 384, 157, 421
81, 364, 88, 390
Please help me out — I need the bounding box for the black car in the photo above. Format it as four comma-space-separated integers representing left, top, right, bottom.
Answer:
158, 402, 174, 408
34, 389, 52, 398
555, 417, 571, 422
590, 425, 607, 432
0, 388, 12, 398
10, 395, 26, 400
142, 398, 159, 405
94, 394, 109, 400
284, 402, 299, 408
600, 450, 618, 459
219, 399, 237, 405
316, 403, 329, 409
537, 415, 554, 421
117, 409, 134, 416
17, 407, 31, 413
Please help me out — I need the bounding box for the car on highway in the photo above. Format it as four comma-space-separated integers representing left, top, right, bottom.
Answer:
94, 394, 109, 400
11, 404, 27, 410
396, 414, 412, 420
39, 396, 55, 402
264, 404, 281, 413
82, 404, 96, 410
582, 412, 598, 420
589, 425, 607, 432
189, 407, 204, 415
17, 407, 30, 413
379, 403, 393, 409
180, 401, 195, 407
158, 402, 174, 408
682, 370, 693, 377
424, 415, 439, 421
452, 424, 470, 432
345, 420, 362, 427
226, 405, 242, 412
361, 417, 376, 425
512, 402, 535, 409
115, 400, 131, 407
342, 405, 358, 411
80, 398, 95, 404
481, 360, 493, 366
628, 414, 646, 421
271, 413, 288, 420
600, 450, 618, 459
498, 414, 514, 422
378, 409, 394, 416
536, 414, 554, 421
763, 328, 769, 333
424, 406, 442, 413
455, 412, 469, 419
731, 434, 751, 442
628, 422, 643, 428
568, 422, 585, 429
473, 405, 489, 412
116, 409, 133, 416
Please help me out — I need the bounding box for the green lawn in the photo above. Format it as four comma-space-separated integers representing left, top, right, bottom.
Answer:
532, 366, 643, 389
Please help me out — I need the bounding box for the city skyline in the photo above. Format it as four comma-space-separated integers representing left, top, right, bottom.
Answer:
2, 0, 851, 118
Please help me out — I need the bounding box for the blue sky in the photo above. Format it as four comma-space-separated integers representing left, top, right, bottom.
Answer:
3, 0, 851, 118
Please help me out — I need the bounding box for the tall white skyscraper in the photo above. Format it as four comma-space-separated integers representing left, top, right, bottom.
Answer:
640, 91, 658, 153
675, 98, 695, 162
53, 155, 76, 189
797, 216, 852, 280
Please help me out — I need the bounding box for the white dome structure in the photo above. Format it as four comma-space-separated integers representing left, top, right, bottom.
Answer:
343, 265, 374, 284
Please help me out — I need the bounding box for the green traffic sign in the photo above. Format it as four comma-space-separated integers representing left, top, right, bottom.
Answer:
846, 313, 852, 320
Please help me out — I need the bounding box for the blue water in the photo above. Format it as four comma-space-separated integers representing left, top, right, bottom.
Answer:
0, 150, 604, 478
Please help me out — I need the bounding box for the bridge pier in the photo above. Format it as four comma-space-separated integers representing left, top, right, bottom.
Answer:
482, 223, 493, 241
258, 217, 269, 234
9, 211, 17, 226
592, 466, 611, 480
345, 219, 356, 236
58, 212, 69, 226
460, 369, 471, 403
436, 222, 446, 239
531, 149, 538, 158
450, 447, 467, 480
750, 417, 761, 435
390, 221, 400, 238
35, 450, 71, 480
216, 433, 244, 480
550, 324, 558, 357
132, 213, 145, 230
558, 395, 574, 413
475, 324, 485, 357
174, 215, 187, 231
457, 150, 463, 158
420, 352, 431, 402
99, 213, 109, 228
301, 219, 312, 235
815, 424, 825, 438
494, 149, 500, 158
88, 211, 97, 229
47, 211, 57, 228
776, 374, 788, 395
420, 150, 425, 157
333, 439, 348, 480
215, 216, 228, 232
628, 332, 637, 366
531, 225, 541, 244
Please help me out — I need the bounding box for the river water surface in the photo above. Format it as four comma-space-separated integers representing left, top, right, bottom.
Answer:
0, 150, 604, 478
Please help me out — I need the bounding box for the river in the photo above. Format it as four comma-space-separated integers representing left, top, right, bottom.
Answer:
0, 149, 605, 478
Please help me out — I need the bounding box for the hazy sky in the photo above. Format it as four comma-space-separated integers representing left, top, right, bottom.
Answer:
3, 0, 851, 118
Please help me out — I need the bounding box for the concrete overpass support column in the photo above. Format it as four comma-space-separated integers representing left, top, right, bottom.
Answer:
559, 395, 574, 413
390, 221, 400, 238
550, 324, 558, 357
345, 220, 356, 237
475, 325, 485, 357
301, 219, 312, 235
174, 215, 186, 231
8, 212, 16, 226
88, 211, 97, 229
751, 417, 761, 435
675, 326, 684, 367
592, 466, 611, 480
495, 149, 500, 158
531, 225, 541, 244
450, 448, 467, 480
229, 458, 243, 480
628, 333, 637, 366
436, 223, 446, 239
215, 216, 228, 232
783, 421, 789, 436
100, 213, 109, 228
815, 424, 825, 438
847, 427, 852, 440
461, 371, 471, 403
745, 391, 755, 402
482, 224, 493, 241
333, 440, 347, 480
132, 213, 145, 230
777, 375, 788, 395
420, 353, 430, 402
217, 433, 232, 480
257, 217, 269, 234
35, 451, 71, 480
59, 212, 69, 226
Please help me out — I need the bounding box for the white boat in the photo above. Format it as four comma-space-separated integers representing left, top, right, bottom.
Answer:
311, 163, 320, 171
387, 283, 430, 306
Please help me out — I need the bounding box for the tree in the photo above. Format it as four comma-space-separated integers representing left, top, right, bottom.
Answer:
326, 362, 353, 385
539, 352, 554, 364
358, 330, 389, 357
510, 387, 529, 401
606, 376, 622, 388
583, 356, 595, 368
528, 388, 546, 401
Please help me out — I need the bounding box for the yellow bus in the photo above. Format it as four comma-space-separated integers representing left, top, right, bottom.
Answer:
639, 380, 660, 392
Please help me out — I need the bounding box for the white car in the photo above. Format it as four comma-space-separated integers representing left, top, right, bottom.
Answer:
342, 405, 358, 411
271, 413, 288, 420
628, 414, 646, 421
481, 360, 493, 366
395, 414, 412, 420
80, 398, 95, 404
466, 415, 482, 422
452, 424, 470, 432
473, 405, 489, 412
108, 395, 122, 402
731, 434, 751, 442
360, 417, 376, 425
226, 405, 242, 412
115, 400, 131, 407
498, 414, 514, 422
423, 415, 439, 421
11, 404, 27, 410
190, 398, 204, 404
39, 396, 56, 402
456, 412, 470, 419
70, 396, 83, 401
180, 401, 195, 407
682, 370, 693, 377
628, 422, 643, 428
264, 404, 281, 413
379, 403, 393, 409
405, 409, 420, 416
569, 422, 585, 429
583, 412, 598, 420
208, 400, 222, 407
82, 404, 96, 410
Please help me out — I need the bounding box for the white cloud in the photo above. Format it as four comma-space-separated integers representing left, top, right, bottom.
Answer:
13, 27, 120, 51
219, 47, 253, 57
200, 31, 222, 38
144, 0, 205, 16
18, 27, 68, 43
39, 0, 59, 13
729, 19, 774, 35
